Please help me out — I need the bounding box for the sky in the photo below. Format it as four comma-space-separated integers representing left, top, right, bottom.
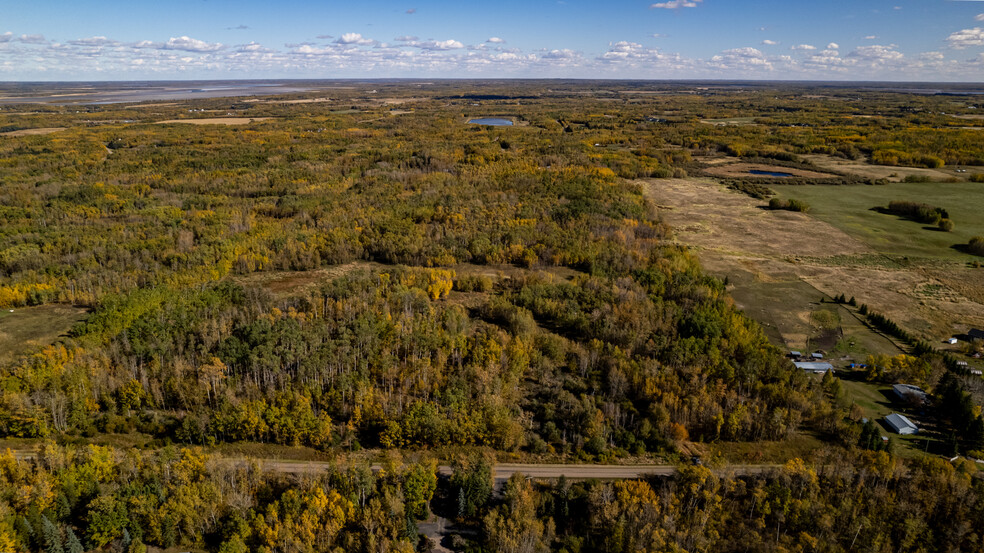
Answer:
2, 0, 984, 81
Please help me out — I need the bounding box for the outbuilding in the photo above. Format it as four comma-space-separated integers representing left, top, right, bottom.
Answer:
893, 383, 928, 405
885, 413, 919, 435
794, 361, 833, 373
970, 329, 984, 341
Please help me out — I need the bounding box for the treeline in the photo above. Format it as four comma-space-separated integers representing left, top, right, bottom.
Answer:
3, 445, 984, 553
0, 444, 436, 553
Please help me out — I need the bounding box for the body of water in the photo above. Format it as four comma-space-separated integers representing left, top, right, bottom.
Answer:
749, 170, 794, 177
468, 118, 514, 126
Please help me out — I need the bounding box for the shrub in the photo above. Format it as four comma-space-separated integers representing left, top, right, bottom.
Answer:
768, 198, 810, 212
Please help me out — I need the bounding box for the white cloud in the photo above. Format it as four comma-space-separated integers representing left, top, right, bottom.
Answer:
791, 44, 816, 50
542, 48, 578, 60
920, 51, 944, 62
336, 33, 376, 45
761, 39, 778, 46
864, 35, 877, 40
18, 34, 47, 44
651, 33, 666, 38
237, 42, 267, 52
0, 32, 12, 43
948, 27, 984, 49
412, 39, 464, 50
163, 36, 223, 52
650, 0, 701, 8
976, 14, 984, 22
395, 36, 418, 42
68, 36, 118, 47
827, 42, 839, 50
848, 44, 904, 63
486, 37, 505, 44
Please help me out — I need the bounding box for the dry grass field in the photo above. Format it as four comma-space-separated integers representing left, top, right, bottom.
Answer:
643, 177, 984, 352
0, 127, 66, 136
0, 304, 87, 362
156, 117, 273, 125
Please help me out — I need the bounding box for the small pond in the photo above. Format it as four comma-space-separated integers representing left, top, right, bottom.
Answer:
468, 118, 514, 126
749, 170, 794, 177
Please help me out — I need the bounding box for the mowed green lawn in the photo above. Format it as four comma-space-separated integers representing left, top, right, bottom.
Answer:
771, 181, 984, 260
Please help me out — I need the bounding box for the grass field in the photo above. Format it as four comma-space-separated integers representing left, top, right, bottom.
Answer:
771, 180, 984, 261
0, 304, 87, 362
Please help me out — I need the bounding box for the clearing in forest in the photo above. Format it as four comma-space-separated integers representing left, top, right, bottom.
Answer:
0, 304, 87, 362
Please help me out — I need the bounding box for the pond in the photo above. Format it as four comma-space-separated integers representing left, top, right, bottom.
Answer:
749, 170, 794, 177
468, 118, 514, 126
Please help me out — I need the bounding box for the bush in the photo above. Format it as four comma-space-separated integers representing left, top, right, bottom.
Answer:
939, 218, 955, 232
969, 236, 984, 257
768, 198, 810, 212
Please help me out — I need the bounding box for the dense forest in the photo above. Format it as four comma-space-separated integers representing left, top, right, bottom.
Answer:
2, 82, 984, 551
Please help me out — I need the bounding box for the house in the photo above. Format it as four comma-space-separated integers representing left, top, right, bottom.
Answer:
811, 352, 824, 360
794, 361, 834, 373
956, 361, 969, 367
893, 383, 928, 405
789, 351, 802, 358
885, 413, 919, 435
969, 328, 984, 341
971, 369, 983, 376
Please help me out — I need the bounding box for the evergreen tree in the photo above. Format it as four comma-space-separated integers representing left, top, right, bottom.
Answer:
65, 528, 83, 553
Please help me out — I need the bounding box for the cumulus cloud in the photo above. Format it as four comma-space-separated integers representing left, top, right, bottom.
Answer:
542, 48, 578, 60
791, 44, 816, 50
761, 39, 778, 46
18, 34, 47, 44
68, 36, 118, 47
237, 42, 267, 52
848, 44, 904, 64
162, 36, 223, 52
335, 33, 375, 45
827, 42, 839, 50
650, 0, 701, 9
412, 39, 464, 50
948, 27, 984, 49
0, 32, 13, 43
486, 37, 505, 44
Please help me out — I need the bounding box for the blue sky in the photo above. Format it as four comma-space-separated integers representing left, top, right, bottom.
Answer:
2, 0, 984, 80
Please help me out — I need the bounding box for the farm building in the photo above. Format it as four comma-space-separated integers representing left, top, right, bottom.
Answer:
971, 369, 983, 376
789, 351, 802, 358
893, 384, 928, 404
970, 329, 984, 341
794, 361, 833, 373
947, 338, 959, 345
885, 413, 919, 435
811, 352, 824, 360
